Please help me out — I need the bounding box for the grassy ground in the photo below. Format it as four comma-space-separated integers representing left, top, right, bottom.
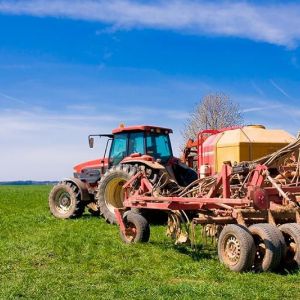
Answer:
0, 185, 299, 300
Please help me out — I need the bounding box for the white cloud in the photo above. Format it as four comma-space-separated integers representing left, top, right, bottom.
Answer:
269, 79, 293, 100
0, 0, 299, 47
0, 91, 26, 105
66, 104, 96, 111
0, 106, 187, 180
0, 111, 101, 181
242, 105, 282, 113
238, 96, 300, 135
1, 96, 299, 181
250, 81, 265, 98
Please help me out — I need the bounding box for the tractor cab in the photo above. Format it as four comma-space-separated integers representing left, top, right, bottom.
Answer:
109, 125, 173, 165
74, 125, 174, 184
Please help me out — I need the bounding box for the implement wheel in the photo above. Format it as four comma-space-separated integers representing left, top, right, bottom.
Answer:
249, 223, 285, 272
218, 225, 255, 272
49, 182, 84, 219
96, 164, 137, 224
120, 212, 150, 244
279, 223, 300, 269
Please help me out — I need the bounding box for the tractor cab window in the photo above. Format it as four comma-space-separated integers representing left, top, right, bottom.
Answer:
128, 132, 145, 155
110, 133, 127, 164
146, 133, 172, 163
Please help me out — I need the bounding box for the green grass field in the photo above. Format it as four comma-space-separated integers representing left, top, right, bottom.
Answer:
0, 186, 299, 300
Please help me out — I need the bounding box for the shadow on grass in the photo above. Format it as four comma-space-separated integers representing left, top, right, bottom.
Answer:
149, 239, 217, 261
277, 264, 300, 276
170, 242, 300, 274
80, 209, 168, 224
174, 244, 217, 261
149, 231, 300, 275
78, 213, 300, 275
80, 214, 98, 220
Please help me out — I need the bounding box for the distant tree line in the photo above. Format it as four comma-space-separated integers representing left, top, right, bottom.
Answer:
0, 181, 58, 186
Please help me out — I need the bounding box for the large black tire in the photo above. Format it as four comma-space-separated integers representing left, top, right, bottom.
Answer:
49, 182, 84, 219
96, 164, 137, 224
279, 223, 300, 269
218, 224, 255, 272
120, 212, 150, 243
249, 223, 285, 272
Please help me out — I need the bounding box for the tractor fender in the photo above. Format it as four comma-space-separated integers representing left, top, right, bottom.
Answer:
63, 177, 92, 202
120, 155, 165, 170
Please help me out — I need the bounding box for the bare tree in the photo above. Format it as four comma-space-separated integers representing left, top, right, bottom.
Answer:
182, 93, 243, 142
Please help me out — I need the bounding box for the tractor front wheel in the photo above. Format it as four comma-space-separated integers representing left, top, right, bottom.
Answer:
96, 164, 137, 224
48, 182, 84, 219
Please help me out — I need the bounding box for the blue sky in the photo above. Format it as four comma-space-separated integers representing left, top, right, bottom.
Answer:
0, 0, 300, 180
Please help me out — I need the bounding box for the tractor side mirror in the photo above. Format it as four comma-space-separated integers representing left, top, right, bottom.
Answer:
88, 137, 94, 148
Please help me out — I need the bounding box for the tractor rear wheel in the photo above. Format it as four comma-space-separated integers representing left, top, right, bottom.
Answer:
218, 224, 255, 272
279, 223, 300, 269
120, 212, 150, 243
96, 164, 137, 224
249, 223, 285, 272
49, 182, 84, 219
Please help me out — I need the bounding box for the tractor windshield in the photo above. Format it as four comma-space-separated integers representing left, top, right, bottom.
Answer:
146, 133, 172, 163
128, 132, 144, 154
110, 131, 172, 165
110, 133, 127, 164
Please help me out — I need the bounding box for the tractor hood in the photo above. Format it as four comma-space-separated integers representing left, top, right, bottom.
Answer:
73, 158, 109, 173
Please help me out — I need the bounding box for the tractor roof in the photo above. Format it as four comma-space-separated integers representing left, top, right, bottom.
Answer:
112, 125, 173, 134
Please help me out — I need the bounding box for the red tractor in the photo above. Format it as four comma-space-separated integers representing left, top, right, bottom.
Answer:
49, 125, 197, 223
